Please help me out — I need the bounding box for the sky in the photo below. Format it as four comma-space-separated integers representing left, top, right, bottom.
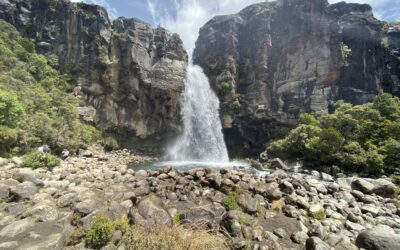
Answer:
71, 0, 400, 49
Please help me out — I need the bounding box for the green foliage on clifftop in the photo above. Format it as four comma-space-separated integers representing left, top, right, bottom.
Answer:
0, 20, 99, 156
268, 93, 400, 176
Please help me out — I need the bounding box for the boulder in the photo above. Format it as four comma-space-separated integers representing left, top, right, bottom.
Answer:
0, 183, 10, 200
10, 181, 38, 200
370, 179, 398, 197
356, 225, 400, 250
130, 195, 172, 227
0, 217, 36, 238
236, 192, 259, 214
352, 179, 374, 194
306, 237, 331, 250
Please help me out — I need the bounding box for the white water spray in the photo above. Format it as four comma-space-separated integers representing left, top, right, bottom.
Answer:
168, 56, 229, 162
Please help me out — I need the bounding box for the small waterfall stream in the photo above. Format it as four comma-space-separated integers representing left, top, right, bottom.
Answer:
167, 56, 229, 162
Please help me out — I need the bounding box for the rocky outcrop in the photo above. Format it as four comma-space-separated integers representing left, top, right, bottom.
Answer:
0, 0, 187, 139
194, 0, 400, 156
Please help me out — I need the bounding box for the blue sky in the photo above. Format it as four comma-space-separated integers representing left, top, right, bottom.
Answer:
71, 0, 399, 48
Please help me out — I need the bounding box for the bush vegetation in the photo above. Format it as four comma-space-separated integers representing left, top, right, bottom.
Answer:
0, 20, 100, 156
85, 213, 115, 249
22, 151, 60, 169
267, 93, 400, 176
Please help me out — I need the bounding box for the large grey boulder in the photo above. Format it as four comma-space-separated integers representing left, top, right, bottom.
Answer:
236, 192, 259, 214
356, 225, 400, 250
130, 195, 172, 227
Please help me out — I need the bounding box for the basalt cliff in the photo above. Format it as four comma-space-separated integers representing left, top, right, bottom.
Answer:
0, 0, 187, 141
194, 0, 400, 156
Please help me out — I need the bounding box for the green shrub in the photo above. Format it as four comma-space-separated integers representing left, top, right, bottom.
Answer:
267, 93, 400, 176
392, 176, 400, 187
221, 192, 239, 211
101, 136, 119, 151
216, 82, 231, 95
172, 213, 182, 226
22, 151, 60, 169
0, 126, 17, 156
0, 20, 99, 155
114, 215, 129, 234
85, 213, 115, 250
0, 89, 24, 127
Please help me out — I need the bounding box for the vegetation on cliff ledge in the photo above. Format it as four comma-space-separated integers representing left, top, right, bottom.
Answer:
0, 20, 100, 157
268, 93, 400, 176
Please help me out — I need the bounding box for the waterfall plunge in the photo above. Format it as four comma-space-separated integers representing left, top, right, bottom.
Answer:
167, 57, 229, 162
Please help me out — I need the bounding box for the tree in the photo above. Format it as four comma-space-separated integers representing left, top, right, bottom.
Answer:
0, 89, 24, 127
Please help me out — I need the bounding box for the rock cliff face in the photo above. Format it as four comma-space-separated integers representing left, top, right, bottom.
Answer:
194, 0, 400, 156
0, 0, 187, 139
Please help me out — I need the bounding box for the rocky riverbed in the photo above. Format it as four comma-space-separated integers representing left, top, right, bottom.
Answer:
0, 146, 400, 250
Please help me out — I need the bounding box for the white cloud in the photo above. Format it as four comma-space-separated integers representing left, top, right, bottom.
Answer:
148, 0, 399, 50
147, 0, 264, 49
70, 0, 118, 19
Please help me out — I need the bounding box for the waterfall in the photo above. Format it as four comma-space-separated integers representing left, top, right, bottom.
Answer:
167, 56, 229, 162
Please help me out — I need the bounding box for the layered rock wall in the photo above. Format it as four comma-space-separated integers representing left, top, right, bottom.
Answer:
0, 0, 188, 139
194, 0, 400, 156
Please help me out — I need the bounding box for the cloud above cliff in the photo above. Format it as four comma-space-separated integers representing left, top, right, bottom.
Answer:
146, 0, 264, 49
70, 0, 118, 19
147, 0, 399, 49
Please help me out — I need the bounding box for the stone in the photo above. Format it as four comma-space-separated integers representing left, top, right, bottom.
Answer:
25, 202, 59, 222
370, 179, 398, 197
222, 210, 251, 237
279, 181, 295, 194
273, 228, 286, 239
130, 195, 172, 227
10, 181, 38, 199
361, 204, 380, 217
14, 168, 44, 187
11, 156, 23, 166
269, 158, 290, 171
75, 199, 102, 215
345, 221, 365, 232
352, 179, 374, 194
291, 231, 309, 244
0, 183, 10, 200
306, 237, 331, 250
0, 217, 35, 238
0, 242, 18, 249
309, 204, 325, 219
236, 192, 259, 214
356, 225, 400, 250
